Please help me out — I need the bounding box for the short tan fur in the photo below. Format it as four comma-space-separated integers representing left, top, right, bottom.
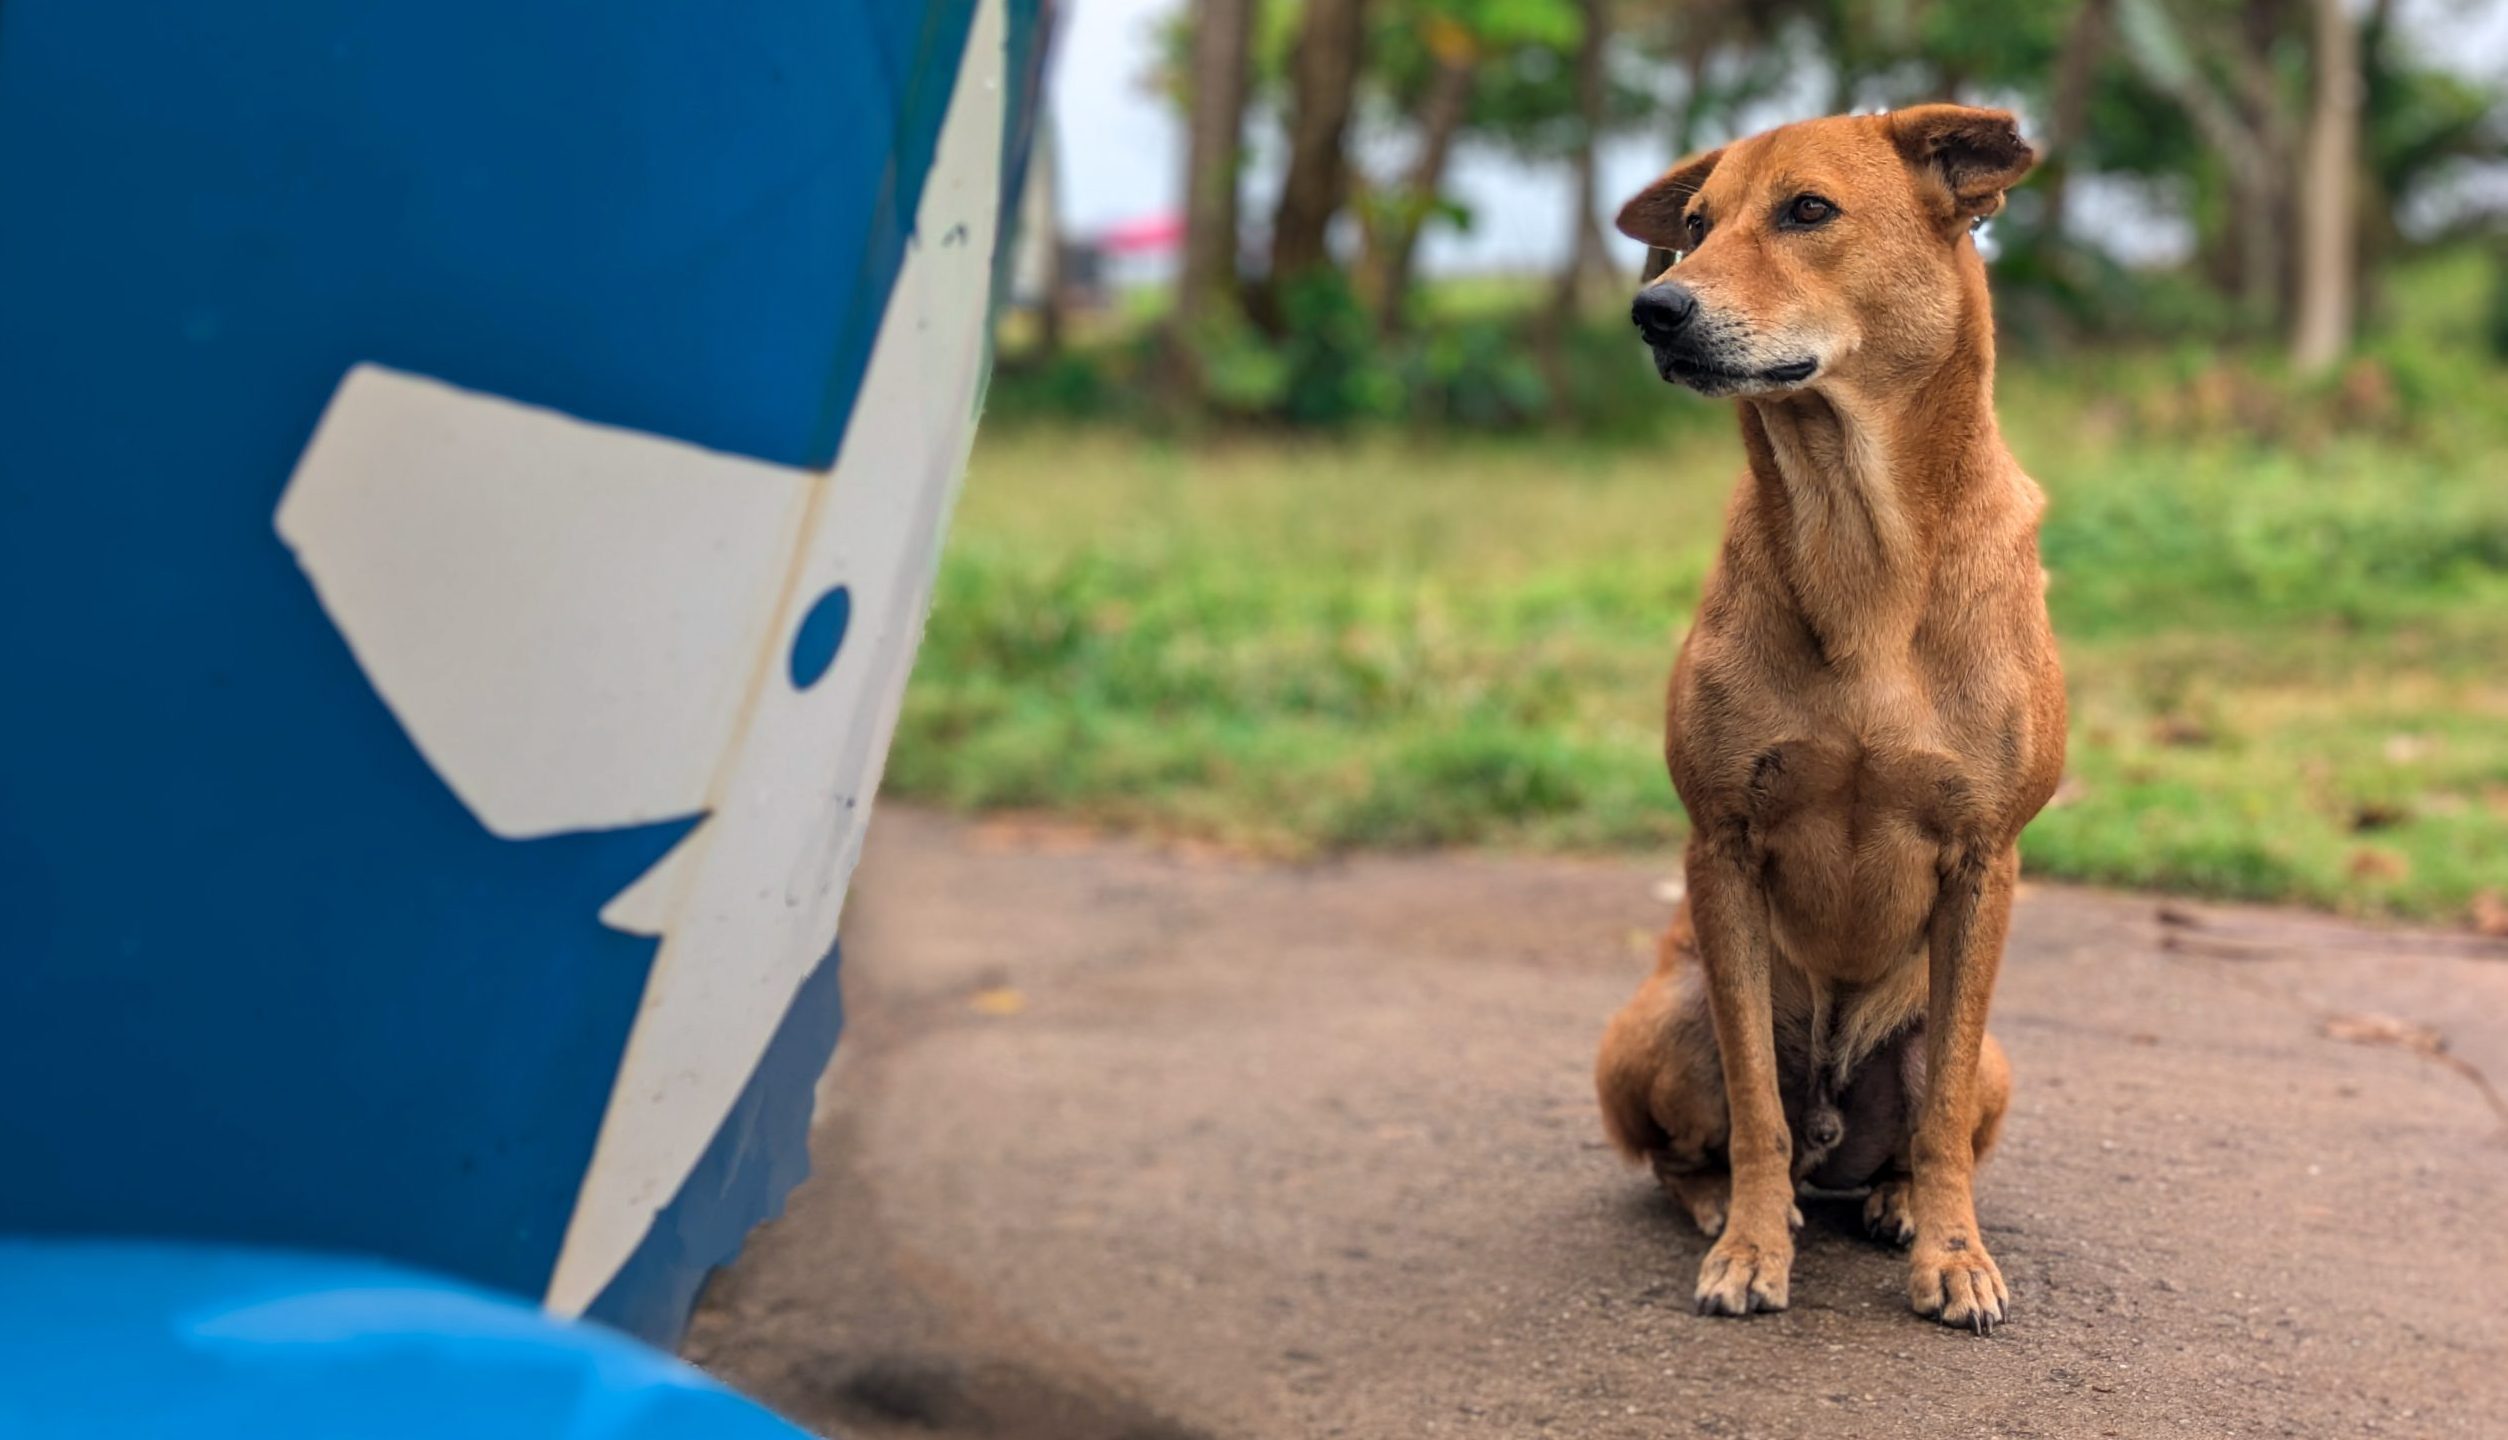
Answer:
1594, 106, 2060, 1334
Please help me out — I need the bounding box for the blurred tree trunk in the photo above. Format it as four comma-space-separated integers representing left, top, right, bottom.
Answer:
2040, 0, 2112, 245
2352, 0, 2399, 321
1263, 0, 1370, 322
1032, 111, 1068, 355
1670, 42, 1712, 154
2230, 0, 2300, 317
2291, 0, 2361, 372
1368, 30, 1476, 336
1548, 0, 1616, 319
1178, 0, 1257, 335
2116, 0, 2294, 332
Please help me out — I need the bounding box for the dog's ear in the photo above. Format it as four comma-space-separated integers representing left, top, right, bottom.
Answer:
1616, 146, 1725, 249
1887, 105, 2035, 229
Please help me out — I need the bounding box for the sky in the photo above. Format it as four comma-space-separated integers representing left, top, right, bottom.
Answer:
1042, 0, 2508, 276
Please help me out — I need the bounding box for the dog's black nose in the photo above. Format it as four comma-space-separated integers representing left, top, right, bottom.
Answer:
1631, 282, 1698, 341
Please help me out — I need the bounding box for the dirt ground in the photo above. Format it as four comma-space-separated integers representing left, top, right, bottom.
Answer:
686, 808, 2508, 1440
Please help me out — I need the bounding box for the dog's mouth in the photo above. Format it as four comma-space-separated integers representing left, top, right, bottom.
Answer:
1653, 351, 1820, 391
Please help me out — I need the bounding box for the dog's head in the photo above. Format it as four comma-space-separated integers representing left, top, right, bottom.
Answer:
1617, 107, 2035, 398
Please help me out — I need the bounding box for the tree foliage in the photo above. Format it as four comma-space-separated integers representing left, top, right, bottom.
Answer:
1127, 0, 2507, 421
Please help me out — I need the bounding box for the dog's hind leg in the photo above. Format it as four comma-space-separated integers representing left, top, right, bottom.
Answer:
1597, 905, 1735, 1236
1654, 1161, 1731, 1239
1864, 1174, 1917, 1245
1969, 1028, 2013, 1162
1865, 1029, 2009, 1247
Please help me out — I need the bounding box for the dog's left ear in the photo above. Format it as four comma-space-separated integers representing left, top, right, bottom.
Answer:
1616, 146, 1725, 250
1887, 105, 2036, 231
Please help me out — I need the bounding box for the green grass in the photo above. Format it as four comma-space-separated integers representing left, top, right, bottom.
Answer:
891, 255, 2508, 922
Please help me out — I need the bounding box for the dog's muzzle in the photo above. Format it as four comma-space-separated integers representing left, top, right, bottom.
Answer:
1631, 282, 1819, 392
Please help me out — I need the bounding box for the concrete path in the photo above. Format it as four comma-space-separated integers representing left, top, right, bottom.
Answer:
686, 810, 2508, 1440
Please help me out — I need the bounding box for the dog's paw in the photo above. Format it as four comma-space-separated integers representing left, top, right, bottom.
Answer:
1694, 1231, 1793, 1317
1908, 1236, 2008, 1335
1658, 1169, 1728, 1239
1863, 1179, 1916, 1247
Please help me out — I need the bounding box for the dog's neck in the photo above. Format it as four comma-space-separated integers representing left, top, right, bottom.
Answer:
1735, 284, 2009, 667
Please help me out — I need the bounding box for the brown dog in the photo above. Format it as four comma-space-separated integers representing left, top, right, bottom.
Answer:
1592, 106, 2064, 1334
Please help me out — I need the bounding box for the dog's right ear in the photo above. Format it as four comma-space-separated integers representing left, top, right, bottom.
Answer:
1615, 146, 1725, 250
1887, 105, 2035, 229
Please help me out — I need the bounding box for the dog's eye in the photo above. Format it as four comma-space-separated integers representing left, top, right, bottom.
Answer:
1684, 212, 1707, 248
1784, 194, 1837, 227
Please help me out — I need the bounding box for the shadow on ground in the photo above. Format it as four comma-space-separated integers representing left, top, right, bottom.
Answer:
686, 809, 2508, 1440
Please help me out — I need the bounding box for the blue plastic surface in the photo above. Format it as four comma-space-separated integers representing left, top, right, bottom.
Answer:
0, 1241, 814, 1439
0, 0, 973, 1331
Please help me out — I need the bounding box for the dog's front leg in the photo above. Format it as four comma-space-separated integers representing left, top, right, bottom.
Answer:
1909, 844, 2019, 1333
1687, 834, 1798, 1316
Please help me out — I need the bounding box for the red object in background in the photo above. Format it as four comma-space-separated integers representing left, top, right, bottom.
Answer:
1097, 213, 1184, 254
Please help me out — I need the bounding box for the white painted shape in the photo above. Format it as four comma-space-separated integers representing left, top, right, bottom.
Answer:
596, 834, 703, 938
543, 0, 1009, 1316
276, 368, 814, 839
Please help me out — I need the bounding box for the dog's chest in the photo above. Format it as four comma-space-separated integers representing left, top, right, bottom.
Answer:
1741, 660, 1995, 826
1739, 678, 1997, 978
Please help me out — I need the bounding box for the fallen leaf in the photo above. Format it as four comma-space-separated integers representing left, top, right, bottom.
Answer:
2320, 1012, 2444, 1056
2472, 890, 2508, 939
2320, 1014, 2508, 1127
2344, 848, 2409, 883
2149, 713, 2213, 748
2348, 800, 2410, 832
968, 816, 1103, 855
969, 986, 1027, 1017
